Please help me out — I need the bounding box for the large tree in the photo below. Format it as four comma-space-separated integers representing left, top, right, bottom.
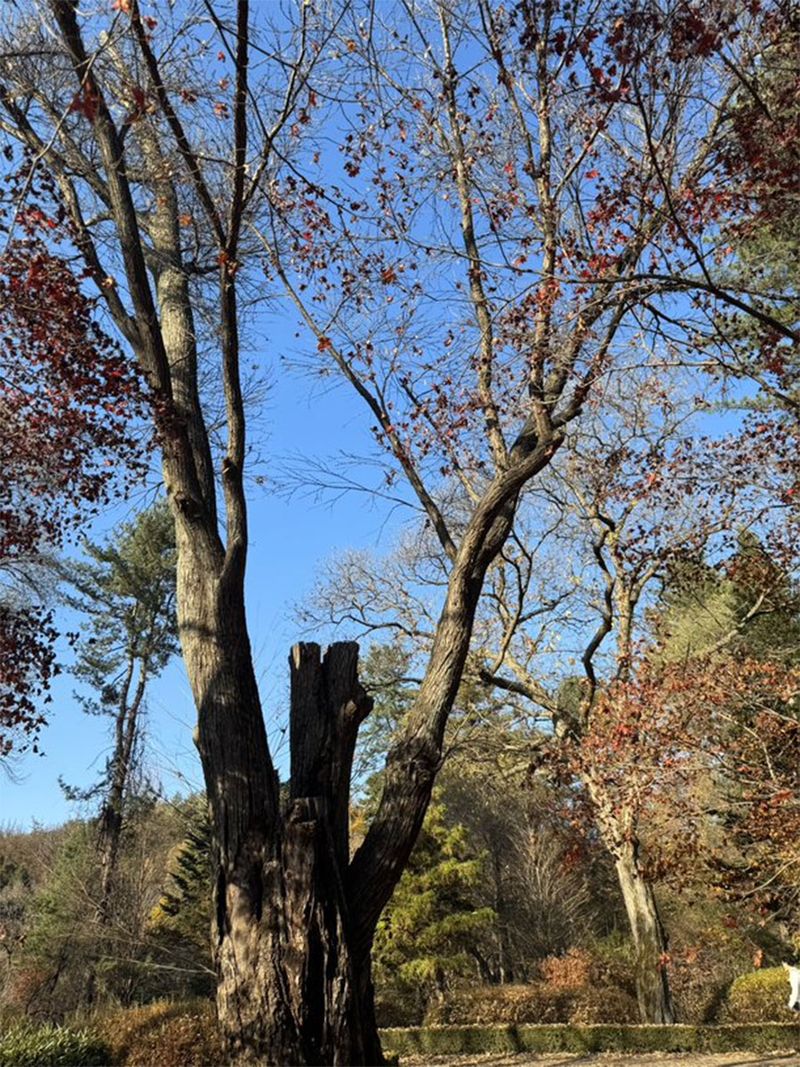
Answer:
1, 1, 796, 1062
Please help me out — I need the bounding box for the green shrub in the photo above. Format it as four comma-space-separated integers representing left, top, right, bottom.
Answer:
723, 966, 790, 1022
96, 999, 222, 1067
0, 1023, 108, 1066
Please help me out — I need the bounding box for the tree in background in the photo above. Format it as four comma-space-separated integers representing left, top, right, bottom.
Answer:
372, 798, 494, 1025
57, 501, 177, 1001
654, 534, 800, 931
62, 503, 177, 924
441, 768, 608, 983
6, 798, 201, 1018
712, 21, 799, 416
350, 639, 608, 990
149, 795, 214, 998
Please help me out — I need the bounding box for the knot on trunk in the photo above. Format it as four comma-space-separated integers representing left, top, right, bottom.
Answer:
388, 732, 440, 789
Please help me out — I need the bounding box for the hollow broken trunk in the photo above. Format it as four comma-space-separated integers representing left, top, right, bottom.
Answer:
214, 797, 383, 1066
196, 639, 384, 1066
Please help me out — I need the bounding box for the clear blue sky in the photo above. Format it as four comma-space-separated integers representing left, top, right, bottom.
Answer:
1, 311, 411, 828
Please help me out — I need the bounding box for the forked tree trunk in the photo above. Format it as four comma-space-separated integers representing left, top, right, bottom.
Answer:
615, 847, 675, 1024
45, 5, 552, 1056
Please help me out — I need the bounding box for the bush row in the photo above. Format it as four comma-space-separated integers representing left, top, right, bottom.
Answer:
422, 966, 793, 1027
0, 971, 794, 1065
382, 1022, 800, 1057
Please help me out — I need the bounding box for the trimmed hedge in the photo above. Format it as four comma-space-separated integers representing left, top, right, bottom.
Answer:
0, 1023, 109, 1067
382, 1022, 800, 1057
425, 985, 573, 1026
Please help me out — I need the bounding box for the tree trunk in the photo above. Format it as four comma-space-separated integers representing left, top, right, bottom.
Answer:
492, 852, 514, 983
615, 847, 675, 1024
85, 662, 146, 1007
213, 799, 383, 1065
200, 641, 383, 1066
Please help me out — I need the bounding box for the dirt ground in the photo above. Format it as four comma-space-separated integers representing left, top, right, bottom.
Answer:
399, 1053, 800, 1067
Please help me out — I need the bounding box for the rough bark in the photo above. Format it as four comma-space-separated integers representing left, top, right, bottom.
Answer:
202, 642, 383, 1066
615, 846, 675, 1024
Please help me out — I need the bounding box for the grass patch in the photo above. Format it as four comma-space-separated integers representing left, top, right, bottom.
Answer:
0, 1023, 109, 1067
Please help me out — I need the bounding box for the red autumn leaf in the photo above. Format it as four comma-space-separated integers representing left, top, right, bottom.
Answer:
0, 208, 149, 753
69, 85, 99, 122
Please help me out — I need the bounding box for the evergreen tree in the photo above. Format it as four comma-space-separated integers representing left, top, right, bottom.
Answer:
60, 501, 177, 1002
150, 796, 213, 955
655, 533, 800, 664
714, 30, 800, 415
372, 797, 494, 1024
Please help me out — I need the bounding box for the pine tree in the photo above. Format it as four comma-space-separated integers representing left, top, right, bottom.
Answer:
150, 796, 213, 954
60, 501, 177, 1002
372, 797, 494, 1023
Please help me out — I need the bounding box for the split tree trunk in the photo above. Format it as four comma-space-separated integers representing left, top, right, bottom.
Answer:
193, 638, 383, 1066
615, 846, 675, 1024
